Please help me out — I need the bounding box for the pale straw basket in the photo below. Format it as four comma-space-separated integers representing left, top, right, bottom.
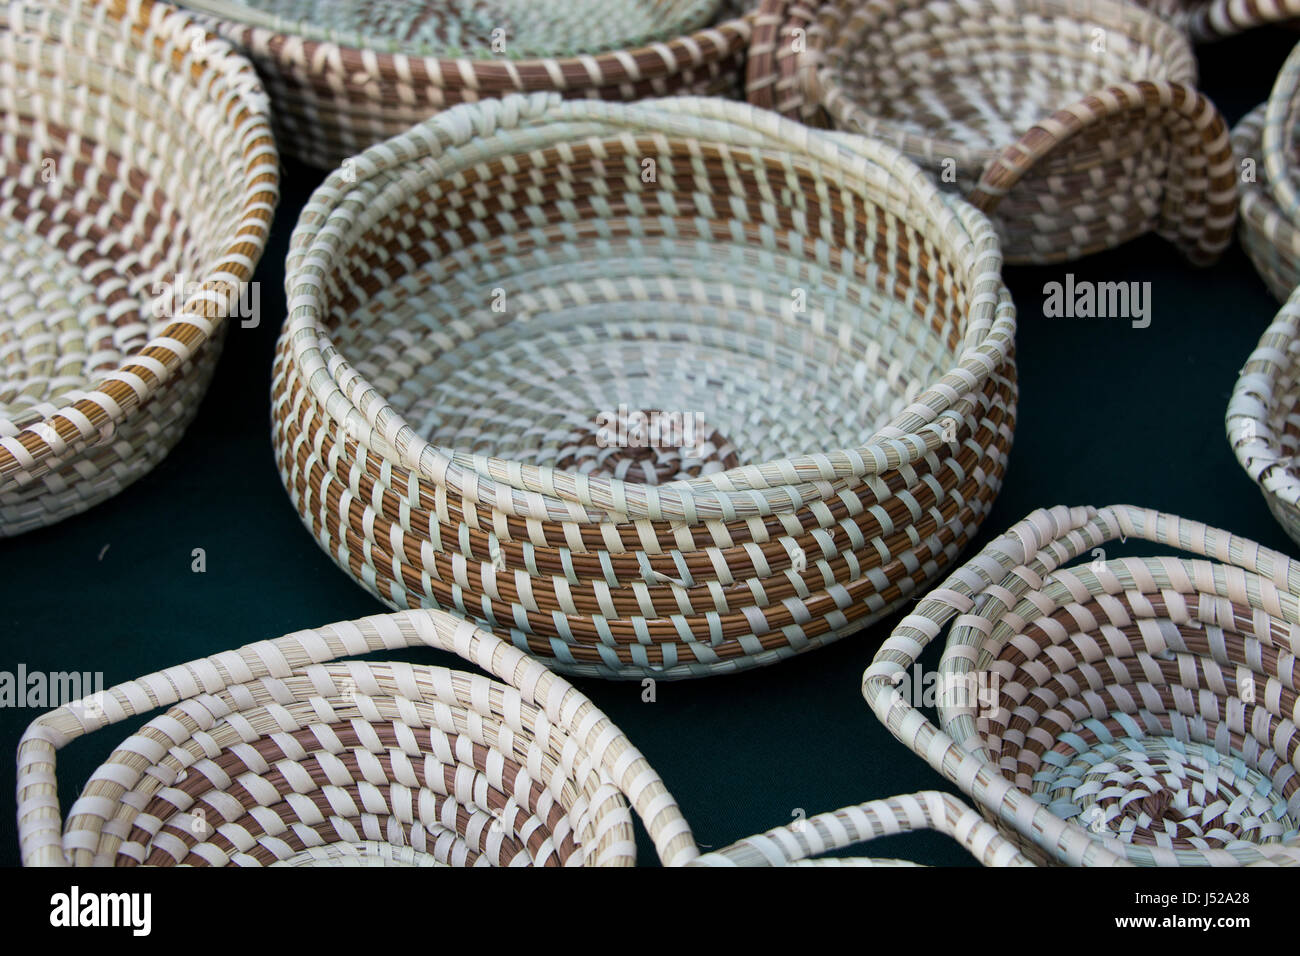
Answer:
180, 0, 756, 168
271, 93, 1018, 680
746, 0, 1238, 265
865, 505, 1300, 866
0, 0, 278, 535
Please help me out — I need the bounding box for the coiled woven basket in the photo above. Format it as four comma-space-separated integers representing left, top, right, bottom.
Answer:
17, 609, 699, 867
18, 606, 1036, 867
271, 92, 1019, 680
181, 0, 755, 169
746, 0, 1237, 265
1235, 40, 1300, 302
0, 0, 278, 536
865, 505, 1300, 866
1228, 285, 1300, 544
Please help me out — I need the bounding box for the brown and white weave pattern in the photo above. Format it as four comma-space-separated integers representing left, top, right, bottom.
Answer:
746, 0, 1237, 265
866, 505, 1300, 866
271, 93, 1018, 680
0, 0, 278, 535
17, 609, 700, 867
186, 0, 755, 168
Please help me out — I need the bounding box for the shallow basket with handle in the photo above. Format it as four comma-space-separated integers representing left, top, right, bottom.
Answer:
865, 504, 1300, 866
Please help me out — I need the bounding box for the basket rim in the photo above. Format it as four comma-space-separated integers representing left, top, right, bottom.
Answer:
281, 92, 1016, 522
0, 0, 279, 486
863, 503, 1300, 866
184, 0, 723, 59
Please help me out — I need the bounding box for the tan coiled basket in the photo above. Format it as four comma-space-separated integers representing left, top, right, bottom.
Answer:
0, 0, 278, 535
271, 92, 1018, 680
746, 0, 1237, 265
181, 0, 755, 168
18, 607, 1034, 866
866, 505, 1300, 866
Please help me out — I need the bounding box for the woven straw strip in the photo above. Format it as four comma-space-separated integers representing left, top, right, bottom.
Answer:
865, 504, 1300, 866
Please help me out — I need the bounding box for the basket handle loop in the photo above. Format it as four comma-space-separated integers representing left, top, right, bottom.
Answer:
18, 609, 700, 867
689, 790, 1035, 866
969, 81, 1236, 266
1184, 0, 1300, 41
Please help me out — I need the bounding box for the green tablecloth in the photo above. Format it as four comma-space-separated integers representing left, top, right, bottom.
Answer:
3, 30, 1296, 867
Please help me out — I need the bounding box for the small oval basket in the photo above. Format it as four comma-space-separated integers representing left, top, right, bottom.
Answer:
182, 0, 755, 168
865, 505, 1300, 866
1228, 285, 1300, 543
746, 0, 1237, 265
272, 93, 1018, 680
17, 609, 699, 867
1235, 40, 1300, 302
0, 0, 278, 536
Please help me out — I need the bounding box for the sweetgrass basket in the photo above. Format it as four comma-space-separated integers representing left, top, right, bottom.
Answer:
692, 790, 1047, 865
746, 0, 1237, 265
865, 504, 1300, 866
17, 609, 700, 867
1228, 285, 1300, 544
0, 0, 278, 536
181, 0, 755, 169
271, 92, 1019, 681
1235, 41, 1300, 302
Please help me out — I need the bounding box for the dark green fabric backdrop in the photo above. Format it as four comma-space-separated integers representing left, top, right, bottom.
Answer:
2, 30, 1296, 867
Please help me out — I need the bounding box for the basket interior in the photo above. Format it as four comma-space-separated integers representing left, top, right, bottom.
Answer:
954, 554, 1300, 854
0, 9, 262, 430
317, 131, 975, 485
64, 662, 636, 866
814, 0, 1189, 164
193, 0, 721, 57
